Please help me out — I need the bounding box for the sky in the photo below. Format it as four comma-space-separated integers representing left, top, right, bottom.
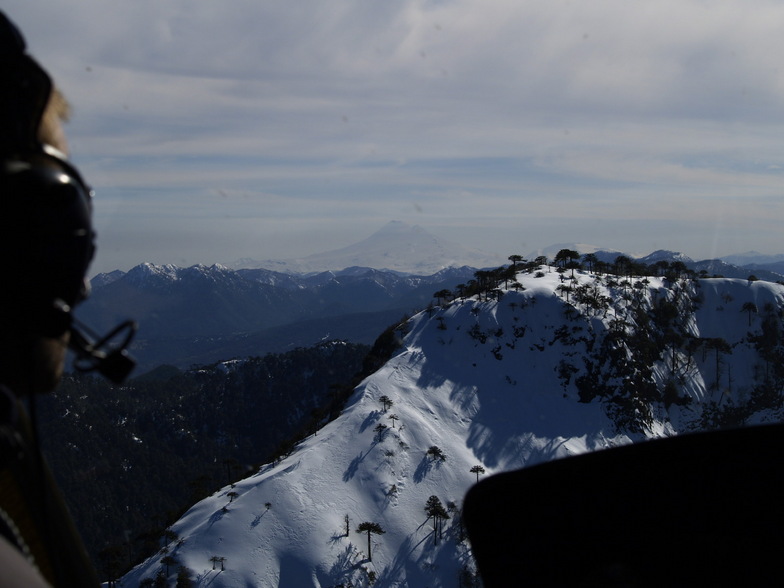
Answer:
6, 0, 784, 274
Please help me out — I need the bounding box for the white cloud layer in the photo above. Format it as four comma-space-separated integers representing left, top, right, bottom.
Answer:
5, 1, 784, 272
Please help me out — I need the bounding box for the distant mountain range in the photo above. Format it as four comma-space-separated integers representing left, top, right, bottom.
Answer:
79, 222, 784, 375
76, 263, 479, 373
721, 251, 784, 266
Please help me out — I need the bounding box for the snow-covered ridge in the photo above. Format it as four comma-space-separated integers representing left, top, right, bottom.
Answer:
121, 267, 784, 587
123, 263, 236, 287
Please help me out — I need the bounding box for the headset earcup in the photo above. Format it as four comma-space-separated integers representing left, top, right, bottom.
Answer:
0, 152, 95, 337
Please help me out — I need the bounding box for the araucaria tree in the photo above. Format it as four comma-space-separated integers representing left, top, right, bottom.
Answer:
582, 253, 598, 274
379, 395, 393, 412
427, 445, 446, 462
741, 301, 758, 326
508, 254, 524, 268
176, 565, 194, 588
356, 522, 385, 561
373, 423, 388, 442
160, 555, 178, 576
470, 464, 485, 482
555, 249, 580, 277
433, 289, 452, 305
424, 495, 451, 545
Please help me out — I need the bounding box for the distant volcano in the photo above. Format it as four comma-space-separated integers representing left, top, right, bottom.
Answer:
230, 221, 503, 274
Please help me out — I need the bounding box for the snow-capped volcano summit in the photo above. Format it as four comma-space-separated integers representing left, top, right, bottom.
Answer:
231, 221, 502, 274
121, 264, 784, 587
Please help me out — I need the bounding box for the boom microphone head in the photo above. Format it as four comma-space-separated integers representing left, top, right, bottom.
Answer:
68, 313, 137, 384
94, 348, 136, 385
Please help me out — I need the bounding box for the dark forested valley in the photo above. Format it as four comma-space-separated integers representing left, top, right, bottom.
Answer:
36, 341, 370, 576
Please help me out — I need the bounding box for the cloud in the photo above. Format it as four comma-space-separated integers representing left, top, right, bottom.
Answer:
4, 0, 784, 271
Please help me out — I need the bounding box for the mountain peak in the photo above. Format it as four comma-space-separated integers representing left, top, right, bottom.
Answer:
126, 262, 180, 285
637, 250, 693, 264
231, 221, 503, 274
375, 219, 419, 233
122, 265, 784, 586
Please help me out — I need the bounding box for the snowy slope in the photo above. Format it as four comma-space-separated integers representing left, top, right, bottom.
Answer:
120, 267, 784, 587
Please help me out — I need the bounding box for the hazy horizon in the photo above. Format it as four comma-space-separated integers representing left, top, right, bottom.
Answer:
86, 219, 782, 276
6, 1, 784, 274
